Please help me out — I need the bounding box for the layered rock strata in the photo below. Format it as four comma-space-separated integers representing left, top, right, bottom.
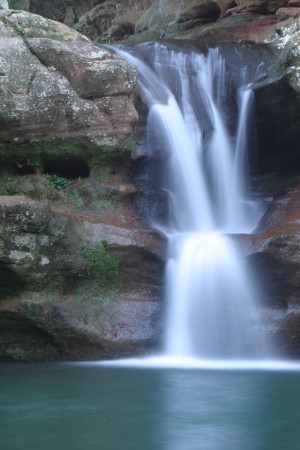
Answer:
0, 10, 166, 361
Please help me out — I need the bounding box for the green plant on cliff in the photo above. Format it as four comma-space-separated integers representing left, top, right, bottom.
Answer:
6, 347, 25, 361
44, 174, 71, 190
67, 190, 84, 208
81, 240, 121, 295
17, 26, 26, 36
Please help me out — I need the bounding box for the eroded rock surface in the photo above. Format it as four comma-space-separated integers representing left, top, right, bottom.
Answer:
0, 195, 166, 361
0, 9, 138, 167
0, 10, 167, 362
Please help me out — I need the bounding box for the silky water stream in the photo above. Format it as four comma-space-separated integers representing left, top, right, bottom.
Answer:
109, 42, 272, 366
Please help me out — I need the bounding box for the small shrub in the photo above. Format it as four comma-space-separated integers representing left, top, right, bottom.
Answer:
6, 347, 25, 361
67, 190, 84, 208
44, 174, 71, 190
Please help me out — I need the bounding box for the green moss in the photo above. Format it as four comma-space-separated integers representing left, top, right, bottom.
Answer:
47, 34, 65, 41
8, 0, 18, 9
80, 240, 121, 296
91, 193, 120, 212
0, 138, 129, 171
66, 190, 84, 209
0, 168, 21, 196
5, 343, 59, 361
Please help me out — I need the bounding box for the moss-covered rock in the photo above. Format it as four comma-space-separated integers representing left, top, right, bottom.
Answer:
0, 195, 166, 361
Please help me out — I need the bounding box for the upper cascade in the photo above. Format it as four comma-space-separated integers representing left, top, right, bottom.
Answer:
112, 42, 268, 360
114, 42, 264, 234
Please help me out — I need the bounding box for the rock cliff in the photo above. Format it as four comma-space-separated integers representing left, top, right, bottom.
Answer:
0, 10, 166, 361
3, 1, 300, 359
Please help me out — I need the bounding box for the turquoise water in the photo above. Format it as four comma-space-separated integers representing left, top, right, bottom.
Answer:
1, 363, 300, 449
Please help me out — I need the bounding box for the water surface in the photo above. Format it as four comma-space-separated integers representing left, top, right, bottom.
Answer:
1, 363, 300, 449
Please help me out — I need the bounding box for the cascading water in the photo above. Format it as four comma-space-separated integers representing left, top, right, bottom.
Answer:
112, 43, 268, 361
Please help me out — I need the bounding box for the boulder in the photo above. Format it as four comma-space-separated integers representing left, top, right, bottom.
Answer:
0, 9, 138, 171
276, 6, 300, 17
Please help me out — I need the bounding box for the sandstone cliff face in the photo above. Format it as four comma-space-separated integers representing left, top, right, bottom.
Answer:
4, 2, 300, 360
0, 10, 167, 361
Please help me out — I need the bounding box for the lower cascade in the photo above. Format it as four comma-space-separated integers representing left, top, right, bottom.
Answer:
113, 42, 268, 361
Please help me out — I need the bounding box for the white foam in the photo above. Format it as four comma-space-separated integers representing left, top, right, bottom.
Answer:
94, 356, 300, 371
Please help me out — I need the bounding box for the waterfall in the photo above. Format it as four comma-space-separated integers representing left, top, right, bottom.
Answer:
112, 42, 267, 361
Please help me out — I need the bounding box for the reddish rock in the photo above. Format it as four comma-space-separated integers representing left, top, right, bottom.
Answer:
227, 1, 269, 16
276, 6, 300, 16
220, 9, 229, 17
0, 10, 138, 152
190, 14, 278, 43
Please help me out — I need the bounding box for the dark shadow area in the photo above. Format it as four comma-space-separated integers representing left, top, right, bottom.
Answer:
0, 312, 61, 361
13, 163, 36, 175
43, 156, 90, 179
246, 253, 289, 308
0, 265, 26, 299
